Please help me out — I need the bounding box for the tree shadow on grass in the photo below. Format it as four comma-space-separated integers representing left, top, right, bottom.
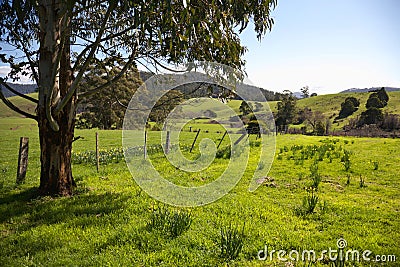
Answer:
0, 187, 130, 226
0, 186, 135, 264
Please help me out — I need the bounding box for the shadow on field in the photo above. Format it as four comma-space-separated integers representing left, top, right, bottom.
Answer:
0, 186, 129, 228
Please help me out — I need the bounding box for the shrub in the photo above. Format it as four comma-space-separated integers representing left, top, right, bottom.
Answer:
338, 97, 359, 119
218, 224, 245, 261
382, 113, 400, 131
366, 96, 384, 109
147, 207, 192, 238
310, 160, 322, 189
341, 149, 352, 171
295, 189, 319, 216
358, 107, 383, 126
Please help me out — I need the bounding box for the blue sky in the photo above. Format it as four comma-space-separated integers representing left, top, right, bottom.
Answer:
240, 0, 400, 94
1, 1, 399, 95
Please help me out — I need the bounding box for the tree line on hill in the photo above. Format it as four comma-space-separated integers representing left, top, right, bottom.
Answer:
273, 87, 400, 136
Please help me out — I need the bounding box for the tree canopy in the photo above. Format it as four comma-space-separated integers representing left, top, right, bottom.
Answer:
338, 96, 360, 119
275, 90, 297, 127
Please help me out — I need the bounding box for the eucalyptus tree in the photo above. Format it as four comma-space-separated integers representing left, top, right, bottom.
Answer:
0, 0, 277, 196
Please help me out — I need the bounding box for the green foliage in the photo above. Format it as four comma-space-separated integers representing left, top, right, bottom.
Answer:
373, 87, 389, 107
310, 160, 322, 190
239, 101, 253, 116
338, 97, 360, 119
341, 149, 352, 172
216, 145, 231, 159
1, 0, 278, 196
346, 174, 351, 186
300, 86, 310, 98
357, 88, 389, 127
358, 107, 384, 126
366, 95, 385, 109
275, 91, 297, 127
218, 224, 245, 261
77, 66, 143, 129
295, 189, 319, 216
147, 207, 192, 238
315, 120, 326, 136
149, 90, 185, 125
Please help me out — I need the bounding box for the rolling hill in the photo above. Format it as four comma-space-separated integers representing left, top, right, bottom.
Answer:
0, 93, 38, 118
2, 91, 400, 131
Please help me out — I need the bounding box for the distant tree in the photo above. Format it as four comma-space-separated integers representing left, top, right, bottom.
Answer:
77, 64, 143, 129
300, 86, 310, 98
345, 96, 360, 108
204, 110, 218, 119
305, 109, 325, 135
374, 87, 389, 106
239, 101, 253, 116
357, 88, 388, 128
358, 107, 384, 126
149, 90, 184, 126
366, 96, 384, 109
366, 87, 389, 109
381, 113, 400, 131
253, 102, 263, 112
338, 96, 360, 119
275, 90, 297, 127
310, 93, 318, 97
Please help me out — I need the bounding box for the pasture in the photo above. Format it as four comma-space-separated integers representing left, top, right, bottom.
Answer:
0, 117, 399, 266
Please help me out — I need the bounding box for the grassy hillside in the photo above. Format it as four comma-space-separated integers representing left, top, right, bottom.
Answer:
227, 91, 400, 130
0, 93, 38, 118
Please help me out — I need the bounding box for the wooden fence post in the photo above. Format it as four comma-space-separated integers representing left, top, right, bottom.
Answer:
144, 130, 147, 159
96, 132, 99, 172
16, 137, 29, 184
234, 132, 247, 146
190, 129, 201, 153
165, 130, 170, 154
217, 131, 227, 149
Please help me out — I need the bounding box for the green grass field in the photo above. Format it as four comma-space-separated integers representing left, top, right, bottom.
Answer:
0, 117, 399, 266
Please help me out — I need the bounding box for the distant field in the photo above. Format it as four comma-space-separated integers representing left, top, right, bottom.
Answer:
0, 116, 399, 266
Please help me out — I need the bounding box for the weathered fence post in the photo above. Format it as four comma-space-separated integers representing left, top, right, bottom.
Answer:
234, 132, 247, 146
165, 130, 170, 154
190, 129, 201, 153
144, 130, 147, 159
16, 137, 29, 184
96, 132, 100, 172
217, 131, 227, 149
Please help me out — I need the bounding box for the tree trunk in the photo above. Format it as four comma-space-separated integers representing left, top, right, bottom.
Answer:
38, 109, 75, 196
37, 0, 76, 196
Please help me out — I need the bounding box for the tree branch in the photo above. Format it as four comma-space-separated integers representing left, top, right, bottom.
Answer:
54, 1, 116, 115
10, 28, 39, 84
72, 25, 139, 73
0, 79, 38, 103
0, 85, 38, 120
148, 55, 188, 73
